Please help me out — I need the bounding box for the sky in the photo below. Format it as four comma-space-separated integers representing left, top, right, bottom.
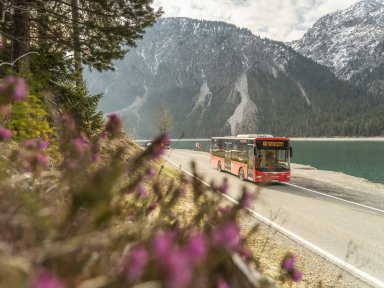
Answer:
153, 0, 361, 42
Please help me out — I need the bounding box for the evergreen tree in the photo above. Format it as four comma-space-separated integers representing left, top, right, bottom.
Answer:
1, 0, 162, 135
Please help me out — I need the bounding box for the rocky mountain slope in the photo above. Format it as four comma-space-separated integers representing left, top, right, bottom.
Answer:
85, 17, 382, 139
291, 0, 384, 95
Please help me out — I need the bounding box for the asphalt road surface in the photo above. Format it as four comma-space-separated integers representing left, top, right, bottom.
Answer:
164, 149, 384, 287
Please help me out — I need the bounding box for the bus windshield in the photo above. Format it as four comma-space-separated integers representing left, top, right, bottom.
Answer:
256, 149, 290, 172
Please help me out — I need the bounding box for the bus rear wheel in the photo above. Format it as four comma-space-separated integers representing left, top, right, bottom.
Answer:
217, 161, 222, 172
239, 168, 245, 181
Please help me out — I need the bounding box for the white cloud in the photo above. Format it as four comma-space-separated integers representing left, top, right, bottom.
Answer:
153, 0, 361, 41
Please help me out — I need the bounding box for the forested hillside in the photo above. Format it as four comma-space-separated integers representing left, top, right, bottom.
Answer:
85, 18, 384, 139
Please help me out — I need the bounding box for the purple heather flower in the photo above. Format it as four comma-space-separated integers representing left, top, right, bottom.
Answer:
152, 231, 174, 258
238, 245, 253, 262
239, 188, 254, 209
146, 167, 156, 177
32, 271, 66, 288
218, 206, 230, 215
22, 139, 37, 149
212, 222, 240, 250
0, 76, 27, 102
162, 250, 192, 288
148, 134, 169, 159
216, 277, 230, 288
0, 126, 12, 141
282, 253, 295, 272
146, 202, 158, 215
38, 140, 49, 150
30, 153, 49, 173
22, 138, 49, 150
122, 246, 149, 281
13, 77, 27, 101
186, 234, 207, 263
220, 178, 229, 194
105, 114, 122, 138
291, 269, 302, 282
136, 185, 148, 197
73, 136, 88, 155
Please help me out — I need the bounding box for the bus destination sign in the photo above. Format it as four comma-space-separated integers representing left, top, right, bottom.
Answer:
257, 140, 289, 149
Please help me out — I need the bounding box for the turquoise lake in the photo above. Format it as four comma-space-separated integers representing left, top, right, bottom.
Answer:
136, 139, 384, 184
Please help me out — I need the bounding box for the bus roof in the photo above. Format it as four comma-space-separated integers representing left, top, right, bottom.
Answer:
211, 135, 289, 141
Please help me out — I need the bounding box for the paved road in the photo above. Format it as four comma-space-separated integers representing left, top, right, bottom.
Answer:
164, 149, 384, 286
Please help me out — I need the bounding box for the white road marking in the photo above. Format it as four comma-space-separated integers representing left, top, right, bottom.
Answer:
170, 150, 384, 215
285, 182, 384, 215
163, 155, 384, 288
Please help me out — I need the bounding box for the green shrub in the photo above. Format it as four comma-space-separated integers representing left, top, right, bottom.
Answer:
7, 95, 53, 140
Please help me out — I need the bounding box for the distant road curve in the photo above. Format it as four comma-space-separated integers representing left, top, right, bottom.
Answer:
163, 149, 384, 287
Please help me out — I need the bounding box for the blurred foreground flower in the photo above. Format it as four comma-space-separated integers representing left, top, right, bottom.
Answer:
186, 233, 207, 263
239, 187, 254, 209
32, 271, 66, 288
281, 253, 302, 282
0, 76, 27, 104
212, 221, 240, 250
104, 114, 122, 138
147, 134, 170, 159
0, 126, 12, 141
122, 246, 149, 281
217, 277, 230, 288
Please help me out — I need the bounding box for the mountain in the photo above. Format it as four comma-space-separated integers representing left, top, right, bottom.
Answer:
291, 0, 384, 95
84, 17, 383, 139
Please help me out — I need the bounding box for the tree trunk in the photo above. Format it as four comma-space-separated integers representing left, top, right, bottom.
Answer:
71, 0, 83, 88
12, 0, 31, 74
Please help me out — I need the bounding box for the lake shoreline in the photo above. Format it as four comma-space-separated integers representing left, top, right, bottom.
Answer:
291, 137, 384, 141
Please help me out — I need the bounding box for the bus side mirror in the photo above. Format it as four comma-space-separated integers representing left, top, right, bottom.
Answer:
254, 147, 257, 155
290, 147, 293, 158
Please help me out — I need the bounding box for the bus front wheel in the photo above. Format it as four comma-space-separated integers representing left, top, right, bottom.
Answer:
217, 162, 222, 172
239, 168, 245, 181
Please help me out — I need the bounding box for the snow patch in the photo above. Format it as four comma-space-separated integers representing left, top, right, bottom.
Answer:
188, 79, 212, 120
227, 72, 258, 135
109, 86, 148, 119
271, 67, 278, 78
297, 82, 311, 105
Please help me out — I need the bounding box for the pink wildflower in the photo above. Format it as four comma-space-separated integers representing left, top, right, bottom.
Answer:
136, 185, 147, 197
30, 153, 49, 173
186, 234, 207, 263
216, 277, 230, 288
146, 202, 158, 215
146, 167, 156, 177
281, 253, 302, 282
105, 114, 122, 138
22, 138, 49, 150
162, 250, 192, 288
0, 126, 12, 141
148, 134, 169, 159
152, 231, 174, 258
38, 139, 49, 150
220, 178, 229, 194
0, 76, 27, 102
122, 246, 149, 281
292, 269, 302, 282
32, 271, 66, 288
282, 253, 295, 272
239, 187, 254, 209
212, 222, 240, 250
13, 77, 26, 101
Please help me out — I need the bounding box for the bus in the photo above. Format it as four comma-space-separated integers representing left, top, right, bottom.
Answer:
210, 134, 292, 183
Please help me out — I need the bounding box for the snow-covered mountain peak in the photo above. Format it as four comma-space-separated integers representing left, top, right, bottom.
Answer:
291, 0, 384, 82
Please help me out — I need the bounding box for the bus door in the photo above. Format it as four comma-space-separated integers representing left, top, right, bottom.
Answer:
247, 144, 254, 181
224, 142, 231, 171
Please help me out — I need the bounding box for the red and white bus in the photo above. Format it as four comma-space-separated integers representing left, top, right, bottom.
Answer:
210, 134, 292, 183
